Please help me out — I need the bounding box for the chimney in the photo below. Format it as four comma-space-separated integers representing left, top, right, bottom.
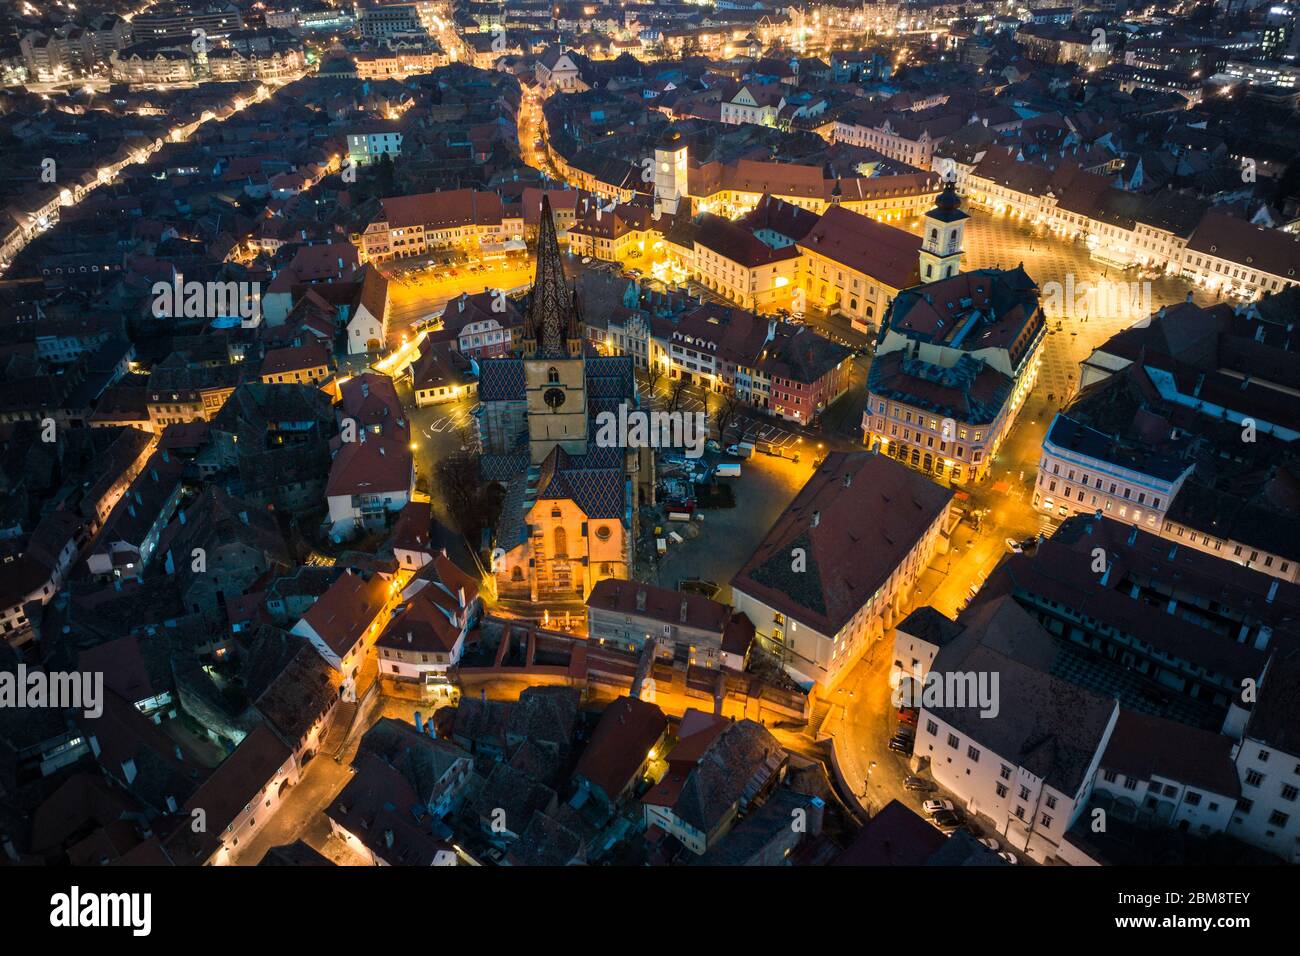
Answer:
174, 745, 183, 762
407, 631, 413, 643
635, 588, 646, 611
811, 510, 820, 528
679, 599, 689, 624
1267, 579, 1279, 605
1252, 624, 1274, 650
807, 795, 826, 837
384, 829, 394, 849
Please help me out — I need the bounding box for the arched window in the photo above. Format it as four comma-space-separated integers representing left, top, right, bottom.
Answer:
929, 228, 938, 241
547, 366, 559, 383
554, 526, 568, 556
511, 567, 524, 582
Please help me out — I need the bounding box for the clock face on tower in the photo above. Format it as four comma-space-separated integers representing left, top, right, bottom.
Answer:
543, 387, 566, 411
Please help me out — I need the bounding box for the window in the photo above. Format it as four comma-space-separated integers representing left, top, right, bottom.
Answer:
1045, 795, 1057, 810
1103, 769, 1118, 783
925, 720, 938, 735
1040, 814, 1053, 828
1268, 810, 1290, 828
967, 746, 980, 762
1000, 765, 1012, 781
1259, 749, 1271, 762
1283, 785, 1298, 802
1246, 770, 1264, 787
947, 733, 959, 749
1185, 791, 1201, 806
1018, 785, 1031, 801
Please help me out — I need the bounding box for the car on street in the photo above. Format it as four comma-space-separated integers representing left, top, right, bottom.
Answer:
894, 724, 915, 738
999, 851, 1018, 865
923, 799, 955, 815
978, 837, 999, 850
581, 256, 592, 264
904, 776, 936, 792
932, 810, 962, 831
897, 707, 918, 724
887, 738, 912, 755
705, 439, 721, 453
1005, 538, 1024, 554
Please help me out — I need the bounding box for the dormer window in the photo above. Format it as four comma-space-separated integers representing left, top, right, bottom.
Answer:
547, 366, 559, 383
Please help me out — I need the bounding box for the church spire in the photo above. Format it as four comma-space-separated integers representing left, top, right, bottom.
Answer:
524, 195, 581, 358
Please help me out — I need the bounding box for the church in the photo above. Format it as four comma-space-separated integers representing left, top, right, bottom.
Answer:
477, 197, 655, 605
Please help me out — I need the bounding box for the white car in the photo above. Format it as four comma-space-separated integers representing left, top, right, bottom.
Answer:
922, 799, 955, 815
581, 256, 592, 264
978, 837, 999, 850
999, 851, 1018, 865
1005, 538, 1024, 554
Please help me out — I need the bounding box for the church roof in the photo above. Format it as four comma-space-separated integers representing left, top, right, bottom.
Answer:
523, 195, 582, 358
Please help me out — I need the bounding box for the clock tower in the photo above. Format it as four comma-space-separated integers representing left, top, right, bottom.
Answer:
523, 195, 588, 463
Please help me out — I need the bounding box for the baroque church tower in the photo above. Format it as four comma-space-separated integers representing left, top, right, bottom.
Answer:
522, 195, 588, 463
919, 180, 968, 283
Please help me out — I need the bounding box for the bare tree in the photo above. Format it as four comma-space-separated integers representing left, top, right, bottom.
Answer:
712, 394, 743, 445
436, 452, 483, 538
667, 376, 690, 413
645, 362, 665, 399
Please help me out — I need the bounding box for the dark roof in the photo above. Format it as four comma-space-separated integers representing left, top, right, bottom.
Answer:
928, 598, 1117, 796
259, 840, 334, 866
1101, 708, 1240, 797
732, 452, 953, 636
586, 579, 729, 635
573, 696, 668, 800
833, 799, 946, 865
642, 717, 785, 834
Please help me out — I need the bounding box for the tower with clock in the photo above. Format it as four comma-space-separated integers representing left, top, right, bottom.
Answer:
523, 195, 589, 463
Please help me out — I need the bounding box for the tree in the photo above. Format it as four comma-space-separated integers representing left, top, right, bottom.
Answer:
668, 376, 690, 413
712, 394, 743, 445
645, 362, 665, 399
436, 451, 483, 539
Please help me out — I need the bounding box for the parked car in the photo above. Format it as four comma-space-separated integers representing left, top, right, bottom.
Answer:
894, 724, 915, 738
932, 810, 962, 830
998, 851, 1018, 865
887, 738, 912, 755
923, 799, 955, 815
897, 707, 918, 724
581, 256, 592, 264
1005, 538, 1024, 554
904, 776, 936, 792
978, 837, 999, 850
